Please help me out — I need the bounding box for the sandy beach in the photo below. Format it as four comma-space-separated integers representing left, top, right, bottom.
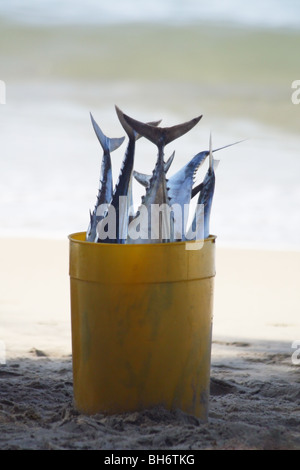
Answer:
0, 237, 299, 450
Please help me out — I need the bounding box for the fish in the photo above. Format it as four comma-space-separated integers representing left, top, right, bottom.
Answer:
87, 107, 243, 244
189, 136, 246, 240
133, 140, 241, 240
95, 106, 162, 243
186, 133, 217, 241
185, 137, 245, 241
86, 113, 125, 242
132, 150, 175, 188
122, 112, 202, 243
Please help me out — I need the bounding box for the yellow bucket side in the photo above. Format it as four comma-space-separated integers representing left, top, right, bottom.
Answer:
69, 233, 216, 420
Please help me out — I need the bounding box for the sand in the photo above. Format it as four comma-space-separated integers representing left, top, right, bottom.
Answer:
0, 237, 300, 450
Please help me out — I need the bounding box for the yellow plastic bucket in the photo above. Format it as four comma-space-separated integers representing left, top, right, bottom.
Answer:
68, 232, 216, 420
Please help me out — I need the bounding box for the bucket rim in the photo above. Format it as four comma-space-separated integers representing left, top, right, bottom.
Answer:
68, 232, 217, 248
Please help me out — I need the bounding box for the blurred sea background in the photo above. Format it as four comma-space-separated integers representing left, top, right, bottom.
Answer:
0, 0, 300, 249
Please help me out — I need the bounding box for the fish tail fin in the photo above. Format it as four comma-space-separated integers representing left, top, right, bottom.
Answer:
109, 136, 126, 152
90, 112, 125, 152
115, 105, 161, 141
123, 113, 202, 147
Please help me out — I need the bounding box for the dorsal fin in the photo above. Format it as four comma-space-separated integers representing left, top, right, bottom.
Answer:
132, 170, 151, 188
164, 150, 175, 173
133, 150, 176, 188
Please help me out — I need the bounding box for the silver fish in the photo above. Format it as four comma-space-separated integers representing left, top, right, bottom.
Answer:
185, 137, 246, 241
133, 141, 241, 240
86, 113, 125, 242
122, 113, 202, 244
134, 142, 240, 201
132, 151, 175, 188
187, 134, 216, 240
95, 106, 161, 243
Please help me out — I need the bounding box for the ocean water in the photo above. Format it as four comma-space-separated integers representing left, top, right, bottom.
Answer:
0, 0, 300, 29
0, 0, 300, 250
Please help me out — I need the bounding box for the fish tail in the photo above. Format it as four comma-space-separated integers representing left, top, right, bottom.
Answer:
123, 113, 202, 147
90, 112, 125, 152
109, 136, 126, 152
115, 106, 135, 139
115, 105, 161, 140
